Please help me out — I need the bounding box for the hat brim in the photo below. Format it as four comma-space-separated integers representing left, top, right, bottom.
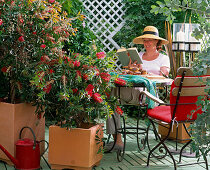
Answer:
133, 34, 169, 45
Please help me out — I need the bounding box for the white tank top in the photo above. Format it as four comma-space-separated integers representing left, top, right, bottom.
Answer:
139, 52, 170, 75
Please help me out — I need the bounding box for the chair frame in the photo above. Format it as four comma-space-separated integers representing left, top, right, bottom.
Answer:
143, 68, 209, 170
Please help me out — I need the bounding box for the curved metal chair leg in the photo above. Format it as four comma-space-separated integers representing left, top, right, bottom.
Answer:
178, 140, 192, 163
147, 120, 177, 170
203, 152, 209, 170
136, 117, 146, 151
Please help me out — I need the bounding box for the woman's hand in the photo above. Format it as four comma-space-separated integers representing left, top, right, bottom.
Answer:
128, 58, 142, 70
160, 66, 169, 77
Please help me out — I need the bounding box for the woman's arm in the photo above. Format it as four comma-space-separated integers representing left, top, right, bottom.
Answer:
160, 66, 169, 76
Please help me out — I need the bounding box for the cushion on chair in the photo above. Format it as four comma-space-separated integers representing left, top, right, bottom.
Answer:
170, 79, 203, 122
147, 106, 171, 123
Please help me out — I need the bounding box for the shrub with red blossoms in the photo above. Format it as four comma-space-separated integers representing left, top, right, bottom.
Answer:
31, 44, 124, 128
92, 93, 103, 103
100, 72, 111, 82
96, 52, 105, 59
0, 0, 125, 128
114, 78, 127, 86
0, 0, 84, 106
115, 106, 123, 115
40, 44, 46, 49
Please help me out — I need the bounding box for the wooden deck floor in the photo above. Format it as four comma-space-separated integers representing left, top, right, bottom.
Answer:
0, 118, 209, 170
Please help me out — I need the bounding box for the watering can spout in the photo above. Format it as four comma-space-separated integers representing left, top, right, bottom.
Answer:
0, 144, 19, 167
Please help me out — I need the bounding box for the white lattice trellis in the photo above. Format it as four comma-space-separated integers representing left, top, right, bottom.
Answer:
80, 0, 125, 71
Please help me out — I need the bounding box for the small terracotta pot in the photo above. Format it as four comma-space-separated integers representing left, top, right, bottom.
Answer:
49, 124, 104, 170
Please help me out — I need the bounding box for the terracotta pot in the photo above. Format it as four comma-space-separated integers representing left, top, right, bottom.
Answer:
0, 102, 45, 165
49, 124, 104, 170
158, 122, 191, 143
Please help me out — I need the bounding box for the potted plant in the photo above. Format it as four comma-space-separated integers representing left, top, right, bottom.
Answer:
0, 0, 82, 165
30, 38, 126, 168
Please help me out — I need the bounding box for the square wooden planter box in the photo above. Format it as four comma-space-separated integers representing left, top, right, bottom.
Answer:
158, 122, 191, 143
48, 124, 103, 170
0, 102, 45, 165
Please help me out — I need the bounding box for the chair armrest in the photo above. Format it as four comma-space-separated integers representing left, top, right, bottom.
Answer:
140, 91, 165, 104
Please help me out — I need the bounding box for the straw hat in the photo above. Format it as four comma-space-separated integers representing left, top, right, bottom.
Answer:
133, 26, 168, 45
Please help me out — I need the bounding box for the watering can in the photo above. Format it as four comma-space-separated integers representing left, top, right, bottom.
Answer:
0, 126, 48, 170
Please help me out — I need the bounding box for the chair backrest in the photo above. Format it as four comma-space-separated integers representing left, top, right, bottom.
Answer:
170, 67, 209, 121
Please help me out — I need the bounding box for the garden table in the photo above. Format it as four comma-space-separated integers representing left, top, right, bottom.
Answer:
105, 74, 173, 162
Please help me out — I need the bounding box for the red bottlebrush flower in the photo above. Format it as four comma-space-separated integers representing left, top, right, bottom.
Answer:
85, 84, 94, 92
105, 91, 110, 98
0, 19, 3, 26
49, 69, 54, 74
63, 56, 70, 64
115, 106, 123, 115
32, 32, 37, 35
40, 44, 46, 49
87, 90, 93, 97
72, 88, 78, 94
83, 74, 89, 81
100, 72, 111, 82
92, 93, 103, 103
73, 60, 80, 67
40, 55, 50, 62
18, 36, 24, 42
96, 52, 105, 59
48, 0, 55, 3
1, 66, 7, 73
43, 84, 52, 94
83, 65, 89, 69
76, 70, 81, 78
49, 59, 58, 66
114, 78, 126, 86
72, 53, 80, 58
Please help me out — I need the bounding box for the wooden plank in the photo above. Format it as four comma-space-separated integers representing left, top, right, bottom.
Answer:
172, 86, 206, 96
174, 77, 207, 86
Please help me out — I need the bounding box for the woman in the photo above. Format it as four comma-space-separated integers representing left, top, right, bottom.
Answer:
133, 26, 170, 76
105, 26, 170, 151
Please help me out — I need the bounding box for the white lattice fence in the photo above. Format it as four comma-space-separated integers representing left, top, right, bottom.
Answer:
80, 0, 125, 71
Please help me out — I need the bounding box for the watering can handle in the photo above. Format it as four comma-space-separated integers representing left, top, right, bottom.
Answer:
19, 126, 36, 149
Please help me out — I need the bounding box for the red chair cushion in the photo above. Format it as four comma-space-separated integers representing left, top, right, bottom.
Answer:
170, 79, 203, 121
147, 106, 171, 123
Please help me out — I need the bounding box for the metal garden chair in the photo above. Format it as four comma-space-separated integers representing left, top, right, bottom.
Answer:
140, 67, 209, 170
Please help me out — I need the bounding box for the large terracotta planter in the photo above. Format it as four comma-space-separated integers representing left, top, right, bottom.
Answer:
0, 102, 45, 165
158, 122, 191, 143
49, 124, 104, 170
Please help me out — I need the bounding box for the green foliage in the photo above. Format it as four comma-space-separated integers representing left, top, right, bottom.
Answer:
113, 0, 167, 49
31, 46, 123, 128
58, 0, 101, 55
150, 0, 209, 161
0, 0, 83, 103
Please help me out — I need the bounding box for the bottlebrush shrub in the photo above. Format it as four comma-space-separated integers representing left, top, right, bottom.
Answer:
31, 46, 125, 128
0, 0, 83, 103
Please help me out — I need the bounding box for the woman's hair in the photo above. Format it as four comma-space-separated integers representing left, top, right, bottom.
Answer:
157, 40, 162, 51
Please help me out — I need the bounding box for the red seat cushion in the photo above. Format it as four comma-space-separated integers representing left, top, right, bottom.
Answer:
147, 106, 171, 123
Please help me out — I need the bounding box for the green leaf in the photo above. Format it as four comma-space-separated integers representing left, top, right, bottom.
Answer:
156, 1, 162, 5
